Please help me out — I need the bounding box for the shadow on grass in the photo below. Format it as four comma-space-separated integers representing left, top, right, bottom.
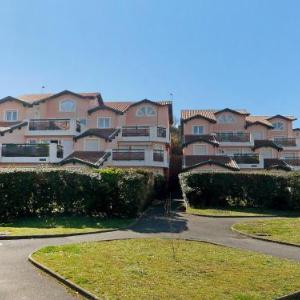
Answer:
0, 216, 134, 230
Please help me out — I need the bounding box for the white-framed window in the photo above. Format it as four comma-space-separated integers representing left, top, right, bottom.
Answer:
5, 110, 18, 121
27, 139, 37, 144
85, 138, 100, 151
217, 113, 235, 124
272, 122, 284, 131
97, 117, 111, 128
192, 125, 204, 135
193, 144, 208, 155
79, 119, 87, 126
59, 99, 76, 112
136, 106, 156, 117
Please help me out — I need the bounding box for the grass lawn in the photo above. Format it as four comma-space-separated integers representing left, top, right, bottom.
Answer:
0, 216, 134, 236
187, 206, 300, 217
32, 238, 300, 300
233, 218, 300, 245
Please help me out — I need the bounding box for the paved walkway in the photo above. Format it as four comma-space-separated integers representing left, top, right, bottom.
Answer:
1, 204, 299, 300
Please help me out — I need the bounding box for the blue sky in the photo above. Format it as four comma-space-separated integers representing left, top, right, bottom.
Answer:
0, 0, 300, 125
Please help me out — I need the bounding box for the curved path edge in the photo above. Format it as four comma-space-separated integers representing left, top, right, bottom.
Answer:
186, 212, 277, 219
28, 254, 99, 300
231, 226, 300, 248
28, 236, 300, 300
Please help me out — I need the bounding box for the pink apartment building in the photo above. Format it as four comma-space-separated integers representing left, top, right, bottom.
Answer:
181, 108, 300, 172
0, 90, 172, 175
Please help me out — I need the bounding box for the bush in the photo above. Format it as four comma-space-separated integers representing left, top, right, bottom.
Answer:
153, 174, 167, 199
179, 171, 300, 210
0, 168, 154, 222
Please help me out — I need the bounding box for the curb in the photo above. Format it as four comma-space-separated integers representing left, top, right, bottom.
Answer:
0, 228, 119, 240
231, 226, 300, 248
28, 254, 99, 300
186, 212, 276, 219
28, 237, 300, 300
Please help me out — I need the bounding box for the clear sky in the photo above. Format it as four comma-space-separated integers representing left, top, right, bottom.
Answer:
0, 0, 300, 125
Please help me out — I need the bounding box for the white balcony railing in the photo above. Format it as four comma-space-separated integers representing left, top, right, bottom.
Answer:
27, 119, 81, 136
120, 126, 169, 142
0, 143, 63, 163
108, 149, 168, 167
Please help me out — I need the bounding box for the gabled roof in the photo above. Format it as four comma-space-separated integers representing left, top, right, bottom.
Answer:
214, 108, 250, 116
74, 128, 120, 141
184, 155, 240, 171
183, 134, 219, 147
253, 140, 283, 151
0, 121, 28, 135
181, 108, 249, 123
60, 151, 109, 167
266, 114, 297, 121
0, 96, 31, 107
88, 104, 123, 115
18, 90, 103, 105
245, 116, 274, 129
92, 99, 173, 123
264, 159, 292, 171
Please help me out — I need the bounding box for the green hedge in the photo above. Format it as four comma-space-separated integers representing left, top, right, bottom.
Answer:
179, 172, 300, 210
0, 168, 154, 221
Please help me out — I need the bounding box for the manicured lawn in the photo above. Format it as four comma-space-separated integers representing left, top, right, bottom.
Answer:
187, 206, 300, 217
233, 218, 300, 245
32, 238, 300, 299
0, 216, 134, 236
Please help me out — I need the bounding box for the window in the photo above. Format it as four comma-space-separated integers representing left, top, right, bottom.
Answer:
192, 126, 204, 135
27, 139, 37, 144
217, 113, 235, 124
136, 106, 156, 117
85, 139, 100, 151
79, 119, 87, 126
193, 144, 208, 155
5, 110, 18, 121
59, 100, 76, 112
97, 117, 111, 128
272, 122, 284, 131
252, 132, 263, 140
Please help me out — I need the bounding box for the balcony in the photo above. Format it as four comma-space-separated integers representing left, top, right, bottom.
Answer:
232, 153, 260, 164
216, 132, 251, 143
0, 143, 63, 164
120, 126, 169, 142
274, 138, 297, 147
108, 149, 168, 168
283, 157, 300, 166
27, 119, 81, 136
2, 143, 49, 157
112, 149, 145, 161
121, 126, 150, 137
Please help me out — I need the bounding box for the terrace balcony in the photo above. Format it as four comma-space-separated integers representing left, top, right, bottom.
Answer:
215, 132, 253, 146
0, 143, 63, 163
27, 119, 81, 136
283, 157, 300, 167
108, 149, 168, 167
232, 153, 260, 164
274, 138, 297, 147
120, 126, 169, 142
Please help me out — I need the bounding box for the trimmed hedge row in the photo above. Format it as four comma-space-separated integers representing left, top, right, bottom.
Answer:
0, 168, 154, 221
179, 172, 300, 210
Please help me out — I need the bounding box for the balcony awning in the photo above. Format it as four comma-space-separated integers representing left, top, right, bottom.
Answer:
60, 151, 110, 167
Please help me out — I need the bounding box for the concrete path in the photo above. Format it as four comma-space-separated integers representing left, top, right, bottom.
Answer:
1, 204, 299, 300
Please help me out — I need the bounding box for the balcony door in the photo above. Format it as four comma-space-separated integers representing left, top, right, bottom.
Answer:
61, 140, 73, 157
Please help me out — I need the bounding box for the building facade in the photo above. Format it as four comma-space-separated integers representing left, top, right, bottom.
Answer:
181, 108, 300, 172
0, 90, 172, 175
